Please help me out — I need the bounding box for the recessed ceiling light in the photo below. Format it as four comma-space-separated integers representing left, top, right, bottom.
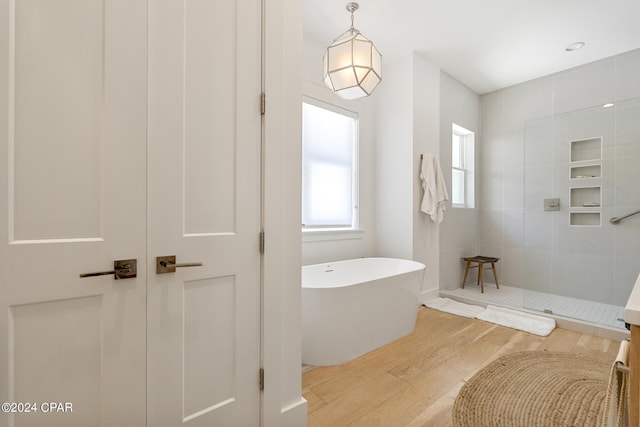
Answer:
565, 42, 585, 52
603, 103, 614, 108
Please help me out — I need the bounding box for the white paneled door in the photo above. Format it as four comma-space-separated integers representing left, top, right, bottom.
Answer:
146, 1, 262, 426
1, 0, 262, 426
0, 0, 148, 426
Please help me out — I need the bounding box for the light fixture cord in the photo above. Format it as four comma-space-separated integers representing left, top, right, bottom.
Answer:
346, 2, 359, 34
350, 10, 355, 33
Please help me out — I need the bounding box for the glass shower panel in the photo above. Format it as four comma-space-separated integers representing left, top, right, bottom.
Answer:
522, 98, 640, 329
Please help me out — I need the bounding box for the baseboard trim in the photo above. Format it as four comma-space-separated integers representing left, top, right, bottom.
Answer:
278, 397, 308, 427
418, 288, 440, 305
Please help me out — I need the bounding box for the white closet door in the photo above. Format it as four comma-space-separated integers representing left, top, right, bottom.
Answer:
147, 0, 262, 425
0, 1, 147, 426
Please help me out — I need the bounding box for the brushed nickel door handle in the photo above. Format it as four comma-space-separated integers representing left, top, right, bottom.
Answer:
80, 259, 137, 280
156, 255, 203, 274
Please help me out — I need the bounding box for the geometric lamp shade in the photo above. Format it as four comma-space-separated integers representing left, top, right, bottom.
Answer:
323, 4, 381, 100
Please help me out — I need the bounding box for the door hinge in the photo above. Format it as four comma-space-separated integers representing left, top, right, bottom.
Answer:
259, 231, 265, 254
259, 368, 264, 391
260, 92, 266, 115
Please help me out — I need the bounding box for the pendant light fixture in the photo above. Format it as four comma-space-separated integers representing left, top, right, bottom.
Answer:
323, 2, 382, 100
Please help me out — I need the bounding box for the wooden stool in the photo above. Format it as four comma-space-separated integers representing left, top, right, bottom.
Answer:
461, 256, 500, 293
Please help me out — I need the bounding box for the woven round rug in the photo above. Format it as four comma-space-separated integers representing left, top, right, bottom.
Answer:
452, 351, 610, 427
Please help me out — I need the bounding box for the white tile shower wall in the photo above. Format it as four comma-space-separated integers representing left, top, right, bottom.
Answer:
616, 51, 640, 100
613, 97, 640, 304
440, 208, 479, 290
553, 58, 616, 115
480, 48, 640, 306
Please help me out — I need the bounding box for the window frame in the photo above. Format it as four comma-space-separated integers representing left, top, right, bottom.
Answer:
301, 97, 360, 233
451, 123, 475, 209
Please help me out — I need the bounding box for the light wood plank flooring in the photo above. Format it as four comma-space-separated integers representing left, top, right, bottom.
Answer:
302, 306, 621, 427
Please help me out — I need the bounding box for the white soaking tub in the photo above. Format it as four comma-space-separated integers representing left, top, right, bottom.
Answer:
302, 257, 425, 366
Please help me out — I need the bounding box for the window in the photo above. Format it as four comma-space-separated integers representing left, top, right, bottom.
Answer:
302, 100, 358, 230
451, 123, 475, 208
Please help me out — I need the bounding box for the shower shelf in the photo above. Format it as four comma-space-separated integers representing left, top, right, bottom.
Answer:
570, 164, 601, 180
570, 206, 601, 212
570, 187, 601, 208
570, 212, 601, 226
569, 137, 602, 227
570, 137, 602, 162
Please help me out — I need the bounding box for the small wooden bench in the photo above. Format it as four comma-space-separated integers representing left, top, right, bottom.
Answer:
461, 256, 499, 293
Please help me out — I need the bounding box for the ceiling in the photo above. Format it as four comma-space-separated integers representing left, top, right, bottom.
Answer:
303, 0, 640, 94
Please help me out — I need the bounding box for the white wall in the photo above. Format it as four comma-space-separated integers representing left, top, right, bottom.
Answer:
373, 53, 475, 301
480, 48, 640, 307
373, 54, 414, 260
412, 54, 442, 297
300, 37, 375, 266
438, 73, 481, 290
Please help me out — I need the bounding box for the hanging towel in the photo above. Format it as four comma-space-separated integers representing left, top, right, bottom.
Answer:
603, 340, 629, 427
420, 153, 449, 224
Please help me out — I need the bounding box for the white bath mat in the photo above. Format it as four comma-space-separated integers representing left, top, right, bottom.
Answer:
424, 298, 556, 336
476, 305, 556, 337
423, 297, 485, 319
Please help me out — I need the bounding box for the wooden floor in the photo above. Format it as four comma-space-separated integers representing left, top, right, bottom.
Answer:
302, 306, 621, 427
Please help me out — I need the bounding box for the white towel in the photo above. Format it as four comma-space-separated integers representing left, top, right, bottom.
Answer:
603, 340, 629, 427
420, 153, 449, 224
475, 305, 556, 336
423, 297, 485, 318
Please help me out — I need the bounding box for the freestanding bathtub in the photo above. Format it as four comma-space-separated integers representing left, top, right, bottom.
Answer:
302, 257, 426, 366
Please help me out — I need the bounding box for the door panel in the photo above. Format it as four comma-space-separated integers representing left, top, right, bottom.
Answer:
0, 0, 147, 426
12, 0, 103, 241
182, 0, 236, 235
11, 297, 103, 425
182, 276, 235, 417
147, 0, 262, 426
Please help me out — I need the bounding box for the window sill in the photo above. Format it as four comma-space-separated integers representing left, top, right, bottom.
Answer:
302, 228, 364, 243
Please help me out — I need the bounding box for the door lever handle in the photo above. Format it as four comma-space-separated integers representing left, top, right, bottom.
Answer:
156, 256, 203, 274
163, 262, 202, 268
80, 259, 137, 280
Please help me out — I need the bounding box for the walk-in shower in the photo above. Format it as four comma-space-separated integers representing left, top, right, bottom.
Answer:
522, 97, 640, 329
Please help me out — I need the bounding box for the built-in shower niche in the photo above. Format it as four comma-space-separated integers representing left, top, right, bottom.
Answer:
570, 187, 601, 208
569, 137, 602, 227
569, 212, 601, 226
570, 165, 601, 179
570, 137, 601, 162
